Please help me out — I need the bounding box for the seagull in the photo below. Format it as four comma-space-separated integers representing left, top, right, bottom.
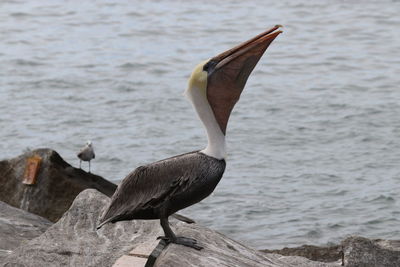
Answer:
77, 141, 95, 173
97, 26, 282, 250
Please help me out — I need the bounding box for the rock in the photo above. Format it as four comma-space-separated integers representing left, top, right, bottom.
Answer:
342, 236, 400, 267
0, 148, 116, 222
4, 189, 336, 267
4, 187, 398, 267
153, 224, 336, 267
262, 244, 342, 263
3, 189, 162, 267
0, 201, 52, 262
262, 236, 400, 267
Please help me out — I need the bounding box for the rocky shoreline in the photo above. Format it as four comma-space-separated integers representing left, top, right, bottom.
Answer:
1, 149, 399, 266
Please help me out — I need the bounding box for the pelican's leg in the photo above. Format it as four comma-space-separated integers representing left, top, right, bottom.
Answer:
88, 161, 91, 173
159, 217, 203, 250
79, 160, 82, 169
159, 217, 176, 240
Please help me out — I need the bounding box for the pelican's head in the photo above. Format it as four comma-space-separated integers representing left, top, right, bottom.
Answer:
86, 140, 92, 147
186, 26, 282, 135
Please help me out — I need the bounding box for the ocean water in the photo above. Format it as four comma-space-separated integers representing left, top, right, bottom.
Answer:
1, 0, 400, 249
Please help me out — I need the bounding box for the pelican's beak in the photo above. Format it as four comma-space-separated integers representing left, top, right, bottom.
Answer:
205, 25, 282, 134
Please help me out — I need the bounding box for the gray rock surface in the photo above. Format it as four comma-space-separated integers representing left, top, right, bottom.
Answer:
262, 244, 342, 263
3, 189, 162, 267
262, 236, 400, 267
154, 223, 337, 267
0, 148, 116, 222
4, 188, 398, 267
0, 201, 52, 262
4, 189, 336, 267
342, 236, 400, 267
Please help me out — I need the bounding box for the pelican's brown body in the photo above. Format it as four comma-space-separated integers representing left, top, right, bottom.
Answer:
97, 26, 282, 250
98, 152, 225, 225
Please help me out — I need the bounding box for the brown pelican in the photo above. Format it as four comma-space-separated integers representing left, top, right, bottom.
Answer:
77, 140, 95, 173
97, 26, 282, 250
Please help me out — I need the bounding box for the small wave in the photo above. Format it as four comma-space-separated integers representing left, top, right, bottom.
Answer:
10, 12, 30, 17
118, 63, 147, 70
12, 59, 45, 66
328, 223, 344, 229
104, 157, 123, 163
369, 195, 395, 203
114, 81, 143, 92
126, 11, 144, 17
327, 189, 348, 196
366, 219, 383, 225
306, 229, 322, 238
31, 79, 80, 89
75, 64, 97, 69
151, 68, 169, 75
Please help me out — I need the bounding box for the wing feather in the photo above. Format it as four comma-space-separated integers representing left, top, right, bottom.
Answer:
98, 155, 196, 225
97, 152, 225, 229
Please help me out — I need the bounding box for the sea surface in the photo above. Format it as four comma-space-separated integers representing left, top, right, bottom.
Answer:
1, 0, 400, 249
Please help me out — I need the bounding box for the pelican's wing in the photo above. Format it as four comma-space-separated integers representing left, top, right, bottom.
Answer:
97, 154, 195, 227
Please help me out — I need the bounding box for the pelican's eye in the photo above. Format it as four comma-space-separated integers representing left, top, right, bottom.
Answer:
203, 62, 210, 71
203, 60, 217, 73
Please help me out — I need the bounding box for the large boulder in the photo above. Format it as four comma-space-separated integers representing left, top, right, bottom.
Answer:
262, 236, 400, 267
152, 224, 336, 267
3, 189, 164, 267
342, 236, 400, 267
0, 149, 116, 222
3, 189, 336, 267
262, 244, 342, 263
0, 201, 52, 262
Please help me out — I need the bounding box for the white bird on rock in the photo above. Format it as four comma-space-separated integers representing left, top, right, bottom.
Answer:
77, 141, 95, 173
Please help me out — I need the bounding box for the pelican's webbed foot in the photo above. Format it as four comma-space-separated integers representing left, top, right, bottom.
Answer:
175, 236, 203, 250
157, 236, 203, 250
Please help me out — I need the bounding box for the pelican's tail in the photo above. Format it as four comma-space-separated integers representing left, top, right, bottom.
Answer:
96, 217, 114, 230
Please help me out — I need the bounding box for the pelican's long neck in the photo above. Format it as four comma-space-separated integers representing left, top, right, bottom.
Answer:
186, 85, 226, 160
